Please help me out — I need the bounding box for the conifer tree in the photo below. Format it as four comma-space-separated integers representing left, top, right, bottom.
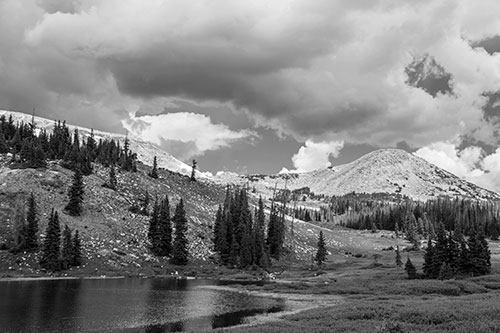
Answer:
61, 225, 73, 270
405, 255, 417, 279
315, 231, 327, 266
156, 195, 172, 256
65, 169, 84, 216
149, 156, 159, 179
148, 198, 160, 249
254, 197, 266, 267
395, 245, 403, 268
423, 238, 436, 278
190, 159, 197, 181
72, 230, 82, 266
171, 199, 188, 265
0, 127, 8, 153
24, 193, 39, 251
103, 165, 117, 190
40, 210, 61, 272
213, 205, 223, 252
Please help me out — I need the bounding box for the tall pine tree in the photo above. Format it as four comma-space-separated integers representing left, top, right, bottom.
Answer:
315, 231, 327, 266
171, 199, 188, 265
24, 193, 39, 251
40, 210, 61, 272
65, 169, 84, 216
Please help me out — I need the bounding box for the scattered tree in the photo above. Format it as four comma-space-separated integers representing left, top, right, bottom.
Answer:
395, 246, 403, 268
190, 159, 197, 181
65, 169, 84, 216
315, 231, 327, 266
149, 156, 159, 179
405, 255, 417, 279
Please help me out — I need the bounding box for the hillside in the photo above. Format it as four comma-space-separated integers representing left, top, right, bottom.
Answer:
229, 149, 500, 201
0, 110, 212, 180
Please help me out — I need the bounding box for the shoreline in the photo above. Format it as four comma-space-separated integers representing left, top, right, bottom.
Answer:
0, 275, 127, 282
198, 284, 344, 328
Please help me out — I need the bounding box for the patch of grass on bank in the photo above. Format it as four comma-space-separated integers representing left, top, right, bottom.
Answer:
221, 292, 500, 333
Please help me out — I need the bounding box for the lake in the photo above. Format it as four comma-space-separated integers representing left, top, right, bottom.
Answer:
0, 278, 285, 332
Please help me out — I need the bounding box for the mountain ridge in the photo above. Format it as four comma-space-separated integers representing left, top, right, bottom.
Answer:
1, 110, 498, 201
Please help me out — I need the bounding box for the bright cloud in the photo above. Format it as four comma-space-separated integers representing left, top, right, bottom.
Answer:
122, 112, 255, 160
291, 140, 344, 172
414, 142, 500, 192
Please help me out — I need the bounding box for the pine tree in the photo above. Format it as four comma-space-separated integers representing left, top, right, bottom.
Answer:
156, 195, 172, 256
40, 210, 61, 272
148, 199, 160, 250
423, 238, 436, 278
65, 169, 84, 216
254, 197, 266, 267
315, 231, 327, 266
0, 127, 8, 153
213, 205, 223, 252
61, 225, 73, 270
395, 245, 403, 268
24, 193, 39, 251
149, 156, 159, 179
103, 165, 117, 190
190, 159, 197, 181
72, 230, 82, 266
405, 255, 417, 279
171, 199, 188, 265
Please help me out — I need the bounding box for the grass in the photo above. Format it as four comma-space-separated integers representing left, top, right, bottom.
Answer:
211, 255, 500, 333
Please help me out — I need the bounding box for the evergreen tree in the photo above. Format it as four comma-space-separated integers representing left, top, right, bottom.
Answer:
72, 230, 82, 266
171, 199, 189, 265
315, 231, 327, 266
213, 205, 223, 252
156, 195, 172, 256
395, 245, 403, 268
468, 231, 491, 276
405, 255, 417, 279
103, 165, 117, 190
190, 159, 197, 181
148, 198, 160, 250
65, 169, 84, 216
40, 210, 61, 272
254, 197, 266, 267
61, 225, 73, 270
149, 156, 159, 179
0, 127, 8, 153
423, 238, 436, 278
24, 193, 39, 251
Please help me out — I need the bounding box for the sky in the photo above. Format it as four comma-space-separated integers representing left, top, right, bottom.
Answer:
2, 1, 500, 191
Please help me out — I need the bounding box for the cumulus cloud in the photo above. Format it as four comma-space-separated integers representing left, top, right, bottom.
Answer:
414, 141, 500, 193
0, 0, 492, 147
291, 140, 344, 172
122, 112, 256, 160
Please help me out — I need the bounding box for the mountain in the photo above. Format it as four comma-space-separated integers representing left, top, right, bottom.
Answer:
231, 149, 500, 201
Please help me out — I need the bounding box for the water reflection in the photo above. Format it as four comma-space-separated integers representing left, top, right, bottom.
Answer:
0, 278, 284, 332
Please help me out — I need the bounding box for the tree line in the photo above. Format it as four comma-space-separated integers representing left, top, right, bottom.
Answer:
0, 113, 138, 173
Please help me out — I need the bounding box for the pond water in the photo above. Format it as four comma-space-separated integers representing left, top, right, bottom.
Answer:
0, 278, 285, 332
